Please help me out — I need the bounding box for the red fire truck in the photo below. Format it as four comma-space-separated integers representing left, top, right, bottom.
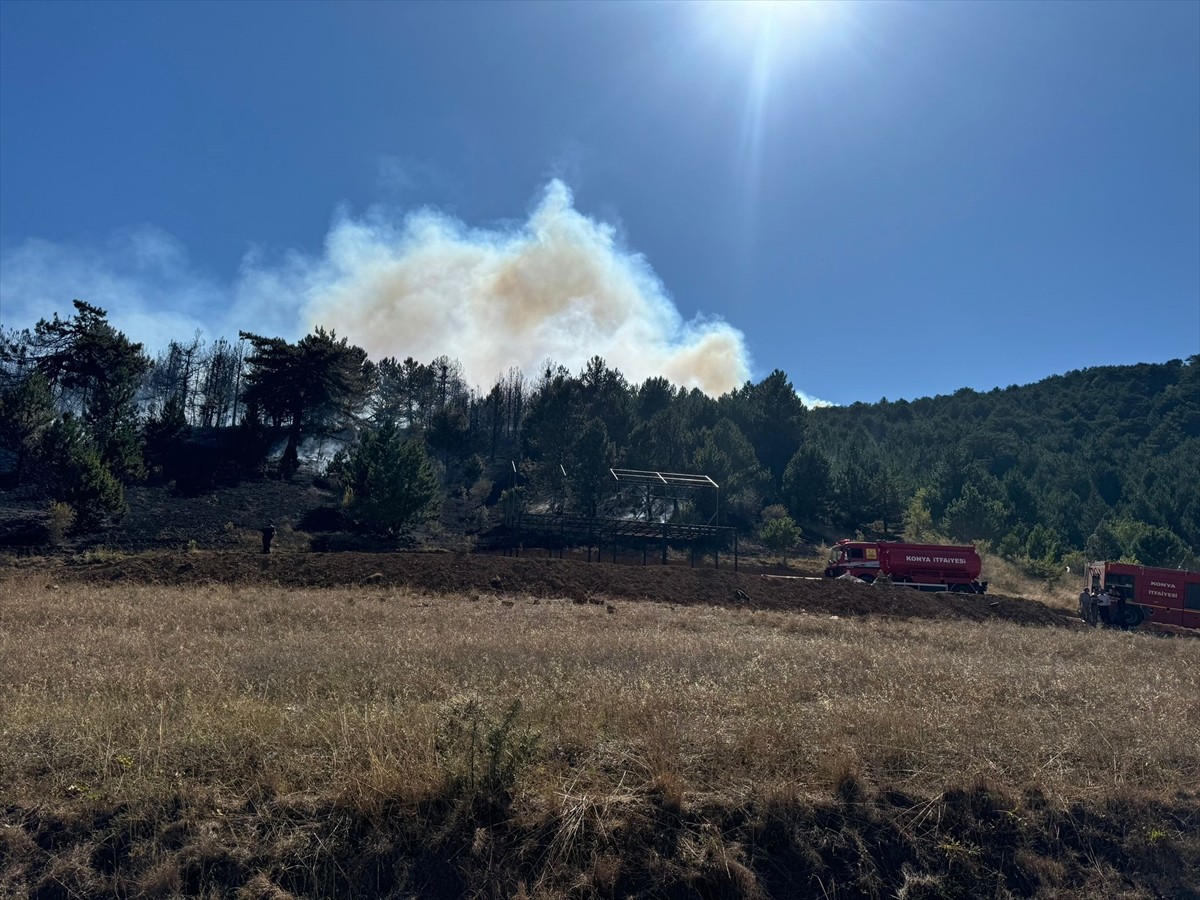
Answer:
824, 540, 987, 593
1085, 561, 1200, 630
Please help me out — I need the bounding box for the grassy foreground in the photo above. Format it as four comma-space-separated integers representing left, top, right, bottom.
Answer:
1, 572, 1197, 898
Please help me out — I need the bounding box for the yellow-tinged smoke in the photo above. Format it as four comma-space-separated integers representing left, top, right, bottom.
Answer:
304, 181, 751, 395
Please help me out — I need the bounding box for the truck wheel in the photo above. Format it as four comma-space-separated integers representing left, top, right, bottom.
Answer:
1119, 605, 1144, 629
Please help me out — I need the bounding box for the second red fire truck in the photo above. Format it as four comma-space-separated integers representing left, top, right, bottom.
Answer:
1083, 560, 1200, 630
824, 540, 987, 593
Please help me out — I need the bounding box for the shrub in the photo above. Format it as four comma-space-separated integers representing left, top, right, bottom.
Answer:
760, 504, 790, 524
40, 415, 127, 530
46, 501, 75, 544
331, 421, 440, 535
760, 514, 801, 565
498, 486, 526, 525
280, 441, 300, 480
436, 698, 539, 803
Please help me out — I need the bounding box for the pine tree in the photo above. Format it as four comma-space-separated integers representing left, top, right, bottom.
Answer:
240, 328, 376, 470
19, 300, 150, 480
568, 418, 615, 517
781, 444, 832, 523
0, 371, 55, 485
334, 420, 440, 534
760, 512, 801, 565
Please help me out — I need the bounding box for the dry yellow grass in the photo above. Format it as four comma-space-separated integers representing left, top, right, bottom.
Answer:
977, 550, 1084, 610
2, 570, 1195, 816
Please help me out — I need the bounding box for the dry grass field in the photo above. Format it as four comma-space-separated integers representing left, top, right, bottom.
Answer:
1, 567, 1197, 898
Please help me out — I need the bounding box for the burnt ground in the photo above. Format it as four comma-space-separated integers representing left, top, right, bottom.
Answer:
44, 549, 1079, 628
4, 778, 1197, 900
0, 473, 482, 557
2, 472, 1178, 633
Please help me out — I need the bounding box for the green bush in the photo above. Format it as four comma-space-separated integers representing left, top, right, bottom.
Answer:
46, 501, 75, 544
67, 445, 127, 530
760, 514, 801, 564
332, 421, 440, 535
436, 698, 539, 803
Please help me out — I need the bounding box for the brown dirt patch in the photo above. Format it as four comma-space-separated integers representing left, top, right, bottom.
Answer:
51, 550, 1077, 628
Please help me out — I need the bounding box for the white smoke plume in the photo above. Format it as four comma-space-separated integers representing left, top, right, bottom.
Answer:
2, 181, 768, 398
302, 181, 751, 395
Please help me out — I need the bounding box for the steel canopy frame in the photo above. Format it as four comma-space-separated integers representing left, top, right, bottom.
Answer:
493, 468, 735, 569
609, 469, 718, 490
503, 512, 738, 571
609, 468, 721, 526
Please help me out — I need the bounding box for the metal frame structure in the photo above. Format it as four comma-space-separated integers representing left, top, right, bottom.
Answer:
488, 465, 735, 568
502, 512, 738, 570
609, 468, 721, 526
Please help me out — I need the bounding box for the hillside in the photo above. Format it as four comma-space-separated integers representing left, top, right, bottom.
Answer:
2, 303, 1196, 572
807, 357, 1199, 564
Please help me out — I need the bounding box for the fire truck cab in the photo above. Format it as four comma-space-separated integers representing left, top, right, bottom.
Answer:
1085, 561, 1200, 630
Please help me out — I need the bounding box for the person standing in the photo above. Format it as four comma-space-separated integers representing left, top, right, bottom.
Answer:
1079, 586, 1092, 624
1113, 585, 1128, 629
1096, 586, 1113, 626
261, 524, 276, 554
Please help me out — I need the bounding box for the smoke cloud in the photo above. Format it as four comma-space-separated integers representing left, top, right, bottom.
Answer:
302, 181, 751, 395
2, 181, 773, 399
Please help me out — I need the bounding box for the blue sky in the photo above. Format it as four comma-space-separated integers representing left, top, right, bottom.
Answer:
1, 0, 1197, 405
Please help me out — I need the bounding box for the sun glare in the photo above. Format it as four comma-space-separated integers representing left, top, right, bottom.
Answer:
706, 0, 833, 53
690, 2, 848, 262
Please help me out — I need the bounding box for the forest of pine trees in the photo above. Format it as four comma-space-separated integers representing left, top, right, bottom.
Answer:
2, 301, 1197, 569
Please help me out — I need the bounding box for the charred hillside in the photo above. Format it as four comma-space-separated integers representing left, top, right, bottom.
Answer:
2, 302, 1195, 571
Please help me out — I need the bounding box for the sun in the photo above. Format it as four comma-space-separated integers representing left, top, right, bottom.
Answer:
689, 1, 848, 232
704, 0, 833, 54
693, 0, 840, 92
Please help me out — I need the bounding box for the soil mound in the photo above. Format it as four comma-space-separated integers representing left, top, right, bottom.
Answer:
58, 550, 1076, 627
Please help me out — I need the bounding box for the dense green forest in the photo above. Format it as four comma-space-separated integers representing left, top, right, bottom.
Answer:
2, 301, 1197, 570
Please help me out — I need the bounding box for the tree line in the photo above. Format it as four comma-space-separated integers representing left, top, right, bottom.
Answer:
1, 301, 1196, 569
